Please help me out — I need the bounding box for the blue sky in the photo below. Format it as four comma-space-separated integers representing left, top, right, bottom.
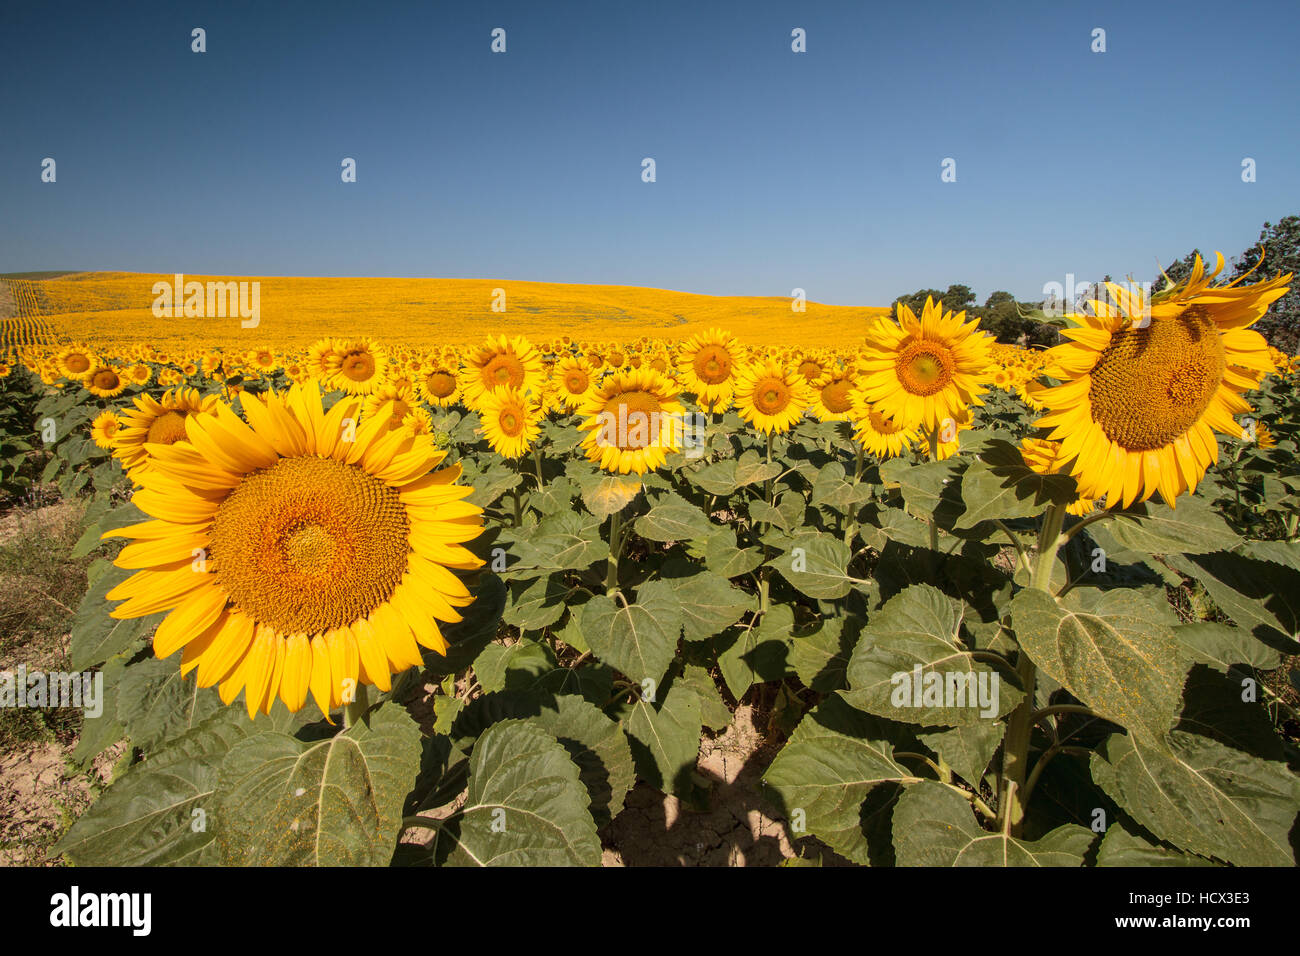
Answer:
1, 0, 1297, 304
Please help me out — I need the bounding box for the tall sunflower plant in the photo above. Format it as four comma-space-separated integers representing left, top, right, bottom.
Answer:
28, 259, 1300, 867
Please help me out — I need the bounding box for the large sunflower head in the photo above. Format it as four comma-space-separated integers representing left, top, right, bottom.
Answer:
733, 360, 812, 435
90, 411, 121, 450
1032, 252, 1292, 508
809, 369, 857, 423
577, 367, 684, 474
328, 338, 389, 395
418, 363, 461, 408
478, 386, 543, 459
459, 335, 544, 409
856, 298, 995, 432
113, 387, 219, 477
676, 328, 743, 412
849, 392, 919, 460
84, 365, 128, 398
554, 355, 596, 410
102, 381, 484, 719
57, 346, 98, 381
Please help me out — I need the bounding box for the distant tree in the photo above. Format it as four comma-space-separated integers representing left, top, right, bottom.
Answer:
1228, 217, 1300, 353
893, 284, 977, 318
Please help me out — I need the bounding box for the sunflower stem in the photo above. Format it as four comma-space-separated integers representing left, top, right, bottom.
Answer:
511, 485, 522, 527
853, 441, 865, 483
926, 425, 940, 551
605, 509, 623, 594
997, 501, 1067, 837
343, 683, 369, 729
532, 444, 545, 489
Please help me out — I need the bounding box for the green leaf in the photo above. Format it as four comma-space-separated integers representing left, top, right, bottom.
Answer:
678, 665, 731, 731
892, 781, 1093, 866
512, 511, 605, 571
1172, 622, 1282, 674
1096, 817, 1219, 867
917, 722, 1005, 789
54, 709, 267, 865
879, 457, 965, 524
774, 531, 855, 600
625, 679, 703, 796
1169, 551, 1300, 644
1091, 731, 1300, 867
636, 494, 715, 541
581, 581, 682, 685
581, 474, 641, 518
763, 694, 912, 866
69, 562, 163, 670
116, 655, 225, 751
955, 439, 1076, 529
423, 720, 601, 866
668, 568, 753, 643
700, 528, 765, 579
716, 604, 795, 698
1009, 587, 1185, 740
790, 616, 858, 694
844, 585, 1020, 726
1107, 496, 1241, 555
217, 702, 422, 866
448, 693, 635, 828
472, 639, 557, 694
502, 573, 570, 631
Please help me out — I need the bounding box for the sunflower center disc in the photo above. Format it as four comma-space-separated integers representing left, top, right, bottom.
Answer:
896, 342, 955, 396
603, 390, 663, 449
869, 409, 903, 434
208, 456, 410, 634
821, 380, 853, 413
484, 354, 524, 388
66, 354, 90, 373
693, 347, 732, 384
93, 370, 120, 390
146, 410, 189, 445
427, 372, 456, 397
798, 361, 822, 382
342, 351, 375, 381
565, 372, 588, 393
755, 381, 790, 415
1087, 307, 1226, 451
500, 410, 521, 435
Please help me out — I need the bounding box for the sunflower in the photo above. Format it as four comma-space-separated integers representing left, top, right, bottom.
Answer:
102, 381, 483, 719
113, 388, 219, 477
84, 366, 128, 398
577, 367, 684, 474
809, 369, 857, 423
418, 364, 461, 408
1250, 421, 1277, 450
459, 335, 544, 409
1032, 253, 1291, 508
0, 363, 12, 379
676, 328, 743, 413
554, 355, 596, 410
850, 396, 919, 459
477, 386, 543, 458
128, 362, 152, 386
56, 346, 98, 381
248, 348, 278, 372
307, 338, 338, 380
329, 338, 389, 395
795, 352, 831, 388
90, 411, 121, 450
362, 384, 420, 426
733, 360, 812, 435
1018, 438, 1096, 516
856, 298, 995, 432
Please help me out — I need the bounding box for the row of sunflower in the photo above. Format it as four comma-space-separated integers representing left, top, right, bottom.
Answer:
6, 251, 1299, 867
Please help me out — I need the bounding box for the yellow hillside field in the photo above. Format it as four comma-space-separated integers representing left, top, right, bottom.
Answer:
18, 272, 889, 349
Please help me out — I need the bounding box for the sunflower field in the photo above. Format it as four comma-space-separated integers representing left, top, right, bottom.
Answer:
4, 253, 1300, 867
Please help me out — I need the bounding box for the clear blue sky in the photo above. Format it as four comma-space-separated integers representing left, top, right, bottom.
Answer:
1, 0, 1297, 305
